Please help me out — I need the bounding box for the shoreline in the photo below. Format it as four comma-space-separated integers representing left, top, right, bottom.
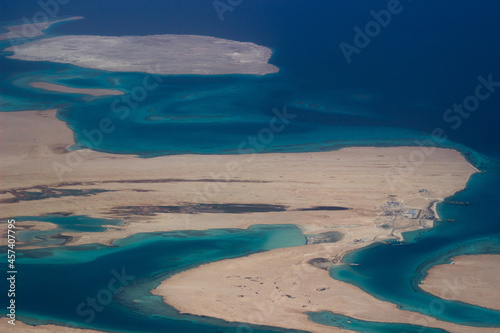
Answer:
1, 109, 486, 333
0, 318, 103, 333
0, 110, 476, 254
155, 245, 497, 333
420, 254, 500, 311
0, 16, 83, 41
6, 34, 279, 75
430, 200, 441, 221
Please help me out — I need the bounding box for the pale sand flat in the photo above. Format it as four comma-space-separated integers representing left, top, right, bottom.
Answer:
421, 254, 500, 311
30, 82, 123, 97
0, 318, 103, 333
2, 109, 494, 332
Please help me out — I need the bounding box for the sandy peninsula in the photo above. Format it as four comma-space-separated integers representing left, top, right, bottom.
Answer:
5, 34, 279, 75
1, 110, 476, 247
30, 82, 124, 96
0, 318, 102, 333
421, 254, 500, 311
0, 17, 83, 41
1, 109, 495, 333
155, 246, 500, 333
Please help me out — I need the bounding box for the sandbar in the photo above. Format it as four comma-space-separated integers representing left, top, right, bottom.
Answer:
421, 254, 500, 311
0, 17, 83, 41
0, 318, 102, 333
155, 246, 500, 333
1, 109, 492, 332
30, 82, 124, 96
5, 34, 279, 75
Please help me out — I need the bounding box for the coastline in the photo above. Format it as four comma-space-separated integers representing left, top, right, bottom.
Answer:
0, 2, 497, 332
1, 109, 487, 332
0, 318, 103, 333
431, 200, 441, 222
6, 34, 279, 75
1, 110, 477, 247
0, 17, 83, 41
155, 246, 500, 333
420, 254, 500, 311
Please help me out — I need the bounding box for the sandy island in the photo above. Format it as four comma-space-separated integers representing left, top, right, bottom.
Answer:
421, 254, 500, 311
30, 82, 124, 96
1, 109, 497, 332
0, 17, 83, 41
5, 34, 279, 75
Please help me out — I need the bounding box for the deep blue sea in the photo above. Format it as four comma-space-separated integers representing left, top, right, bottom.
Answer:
1, 0, 500, 332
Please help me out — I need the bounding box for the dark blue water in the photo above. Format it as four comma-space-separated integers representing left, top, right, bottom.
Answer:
2, 0, 500, 157
1, 0, 500, 332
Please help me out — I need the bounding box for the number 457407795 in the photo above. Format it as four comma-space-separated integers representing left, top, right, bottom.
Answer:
7, 220, 16, 251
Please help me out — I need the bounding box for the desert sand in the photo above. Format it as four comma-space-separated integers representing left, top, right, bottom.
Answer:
6, 34, 279, 75
1, 110, 476, 248
421, 254, 500, 311
1, 109, 494, 332
0, 318, 102, 333
155, 245, 500, 333
30, 82, 124, 96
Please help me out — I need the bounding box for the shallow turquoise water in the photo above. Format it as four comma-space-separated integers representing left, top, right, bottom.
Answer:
15, 215, 122, 233
1, 224, 306, 333
14, 215, 122, 247
307, 312, 449, 333
1, 1, 500, 332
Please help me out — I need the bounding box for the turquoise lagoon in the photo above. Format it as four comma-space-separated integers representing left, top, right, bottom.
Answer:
5, 225, 308, 333
1, 0, 500, 332
14, 215, 122, 247
307, 312, 449, 333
